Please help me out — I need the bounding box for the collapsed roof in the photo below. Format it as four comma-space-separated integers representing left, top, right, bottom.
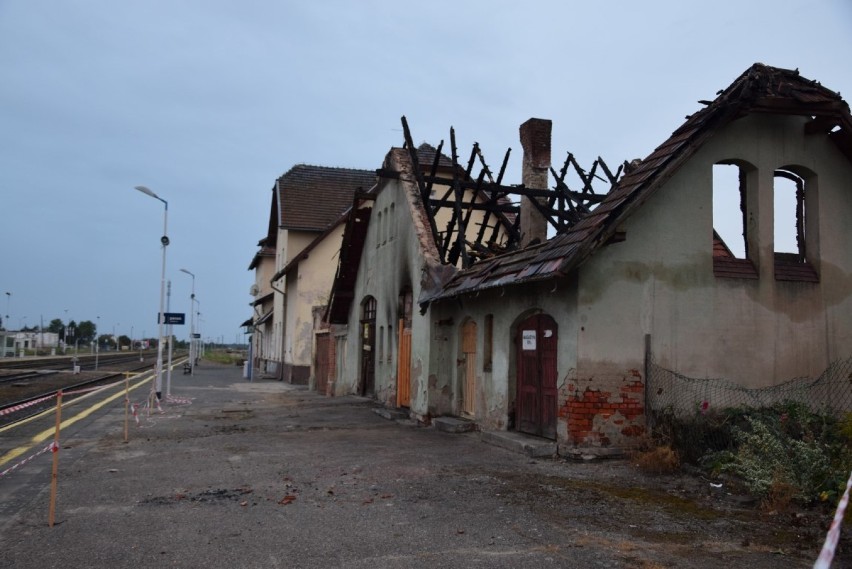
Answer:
430, 63, 852, 304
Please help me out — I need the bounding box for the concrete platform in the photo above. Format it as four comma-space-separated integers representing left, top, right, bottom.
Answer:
480, 430, 557, 458
0, 361, 830, 568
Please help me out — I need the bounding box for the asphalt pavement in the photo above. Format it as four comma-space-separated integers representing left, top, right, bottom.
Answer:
0, 361, 828, 568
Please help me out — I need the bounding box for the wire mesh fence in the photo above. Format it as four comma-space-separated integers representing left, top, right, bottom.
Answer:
646, 356, 852, 463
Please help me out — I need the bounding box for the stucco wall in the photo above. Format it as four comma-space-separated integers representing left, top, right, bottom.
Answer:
575, 113, 852, 419
285, 224, 345, 372
430, 278, 579, 434
252, 255, 278, 369
270, 228, 321, 380
340, 174, 436, 417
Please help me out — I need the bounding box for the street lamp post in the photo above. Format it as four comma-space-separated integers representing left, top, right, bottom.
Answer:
95, 315, 100, 369
4, 291, 10, 330
62, 309, 68, 353
165, 280, 174, 397
179, 268, 196, 375
134, 185, 169, 402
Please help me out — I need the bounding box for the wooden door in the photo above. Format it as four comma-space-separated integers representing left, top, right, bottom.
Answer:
461, 320, 477, 416
516, 314, 558, 439
397, 319, 411, 407
360, 297, 377, 396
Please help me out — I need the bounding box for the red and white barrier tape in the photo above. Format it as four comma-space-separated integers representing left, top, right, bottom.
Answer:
0, 442, 56, 479
0, 393, 57, 416
814, 469, 852, 568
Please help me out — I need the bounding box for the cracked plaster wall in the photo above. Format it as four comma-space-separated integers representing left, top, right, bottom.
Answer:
577, 113, 852, 390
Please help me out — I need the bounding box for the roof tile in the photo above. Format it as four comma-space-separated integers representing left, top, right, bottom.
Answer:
277, 165, 376, 231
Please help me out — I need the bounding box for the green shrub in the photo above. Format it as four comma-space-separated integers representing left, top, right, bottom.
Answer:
717, 416, 831, 501
658, 401, 852, 505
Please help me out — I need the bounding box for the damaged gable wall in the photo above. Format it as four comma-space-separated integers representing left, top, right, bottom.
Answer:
577, 112, 852, 384
337, 149, 446, 419
570, 112, 852, 449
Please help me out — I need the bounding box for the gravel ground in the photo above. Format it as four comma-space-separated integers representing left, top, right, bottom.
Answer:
0, 362, 847, 568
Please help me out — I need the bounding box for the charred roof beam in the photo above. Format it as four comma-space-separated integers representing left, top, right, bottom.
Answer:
401, 115, 444, 263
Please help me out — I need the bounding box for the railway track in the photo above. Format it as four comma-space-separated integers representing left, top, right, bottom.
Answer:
0, 351, 164, 372
0, 356, 188, 427
0, 370, 59, 384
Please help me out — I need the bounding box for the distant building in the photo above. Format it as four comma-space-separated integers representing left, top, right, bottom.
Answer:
0, 331, 14, 357
0, 330, 59, 355
247, 165, 376, 382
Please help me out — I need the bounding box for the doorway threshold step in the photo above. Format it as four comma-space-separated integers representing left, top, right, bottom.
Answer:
480, 430, 557, 458
433, 416, 477, 433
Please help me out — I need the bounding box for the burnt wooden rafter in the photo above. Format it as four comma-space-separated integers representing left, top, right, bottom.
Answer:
401, 116, 444, 262
393, 116, 620, 268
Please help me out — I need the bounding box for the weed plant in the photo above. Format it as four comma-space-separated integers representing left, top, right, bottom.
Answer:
653, 402, 852, 505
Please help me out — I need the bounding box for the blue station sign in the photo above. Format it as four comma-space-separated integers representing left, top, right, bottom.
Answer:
157, 312, 186, 325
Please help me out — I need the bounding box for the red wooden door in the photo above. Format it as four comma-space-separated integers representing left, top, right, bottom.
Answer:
516, 314, 558, 439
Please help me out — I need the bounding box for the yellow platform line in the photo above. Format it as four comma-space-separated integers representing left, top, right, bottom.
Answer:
0, 360, 185, 468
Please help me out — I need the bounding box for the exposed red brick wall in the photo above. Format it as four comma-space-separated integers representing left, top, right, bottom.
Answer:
560, 370, 645, 447
519, 118, 552, 169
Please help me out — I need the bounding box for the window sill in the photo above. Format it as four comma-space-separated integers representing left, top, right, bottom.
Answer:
774, 255, 819, 283
713, 257, 758, 279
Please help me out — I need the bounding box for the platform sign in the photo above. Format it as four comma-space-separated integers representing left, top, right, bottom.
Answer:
192, 333, 201, 338
157, 312, 186, 325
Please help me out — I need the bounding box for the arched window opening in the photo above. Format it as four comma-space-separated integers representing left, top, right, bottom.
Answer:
773, 168, 818, 282
712, 162, 757, 279
712, 163, 748, 259
774, 169, 805, 261
483, 314, 493, 372
382, 207, 389, 244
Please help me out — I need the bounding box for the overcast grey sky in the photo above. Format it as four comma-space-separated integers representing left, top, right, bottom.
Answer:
1, 1, 850, 344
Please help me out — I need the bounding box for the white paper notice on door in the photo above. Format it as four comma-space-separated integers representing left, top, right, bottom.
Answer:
522, 330, 536, 350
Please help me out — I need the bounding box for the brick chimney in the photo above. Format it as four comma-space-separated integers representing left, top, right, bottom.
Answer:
519, 118, 551, 247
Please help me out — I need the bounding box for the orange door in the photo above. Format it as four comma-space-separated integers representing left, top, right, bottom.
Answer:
461, 320, 477, 416
396, 319, 411, 407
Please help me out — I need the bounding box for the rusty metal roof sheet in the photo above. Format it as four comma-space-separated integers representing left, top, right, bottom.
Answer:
431, 63, 851, 303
